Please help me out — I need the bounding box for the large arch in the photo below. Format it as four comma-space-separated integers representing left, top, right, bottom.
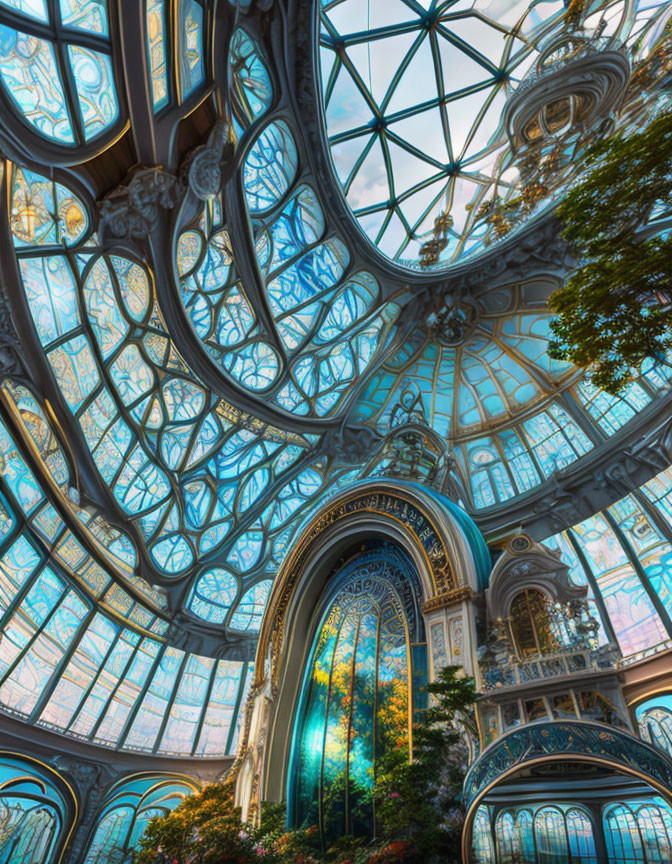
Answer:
234, 479, 489, 819
462, 720, 672, 862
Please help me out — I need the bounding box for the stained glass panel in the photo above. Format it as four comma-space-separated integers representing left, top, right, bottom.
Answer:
146, 0, 168, 110
0, 26, 73, 142
292, 546, 421, 842
178, 0, 204, 98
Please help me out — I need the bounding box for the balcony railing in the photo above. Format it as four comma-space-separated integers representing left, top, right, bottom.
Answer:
480, 644, 619, 691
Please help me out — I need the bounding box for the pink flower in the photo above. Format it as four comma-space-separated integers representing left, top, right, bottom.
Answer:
389, 792, 400, 798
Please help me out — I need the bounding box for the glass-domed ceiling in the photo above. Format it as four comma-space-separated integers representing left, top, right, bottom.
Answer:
0, 0, 668, 758
318, 0, 670, 269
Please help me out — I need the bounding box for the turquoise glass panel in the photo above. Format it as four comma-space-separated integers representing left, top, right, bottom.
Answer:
0, 0, 47, 20
178, 0, 204, 97
60, 0, 108, 35
147, 0, 169, 110
229, 28, 272, 126
67, 45, 118, 140
229, 579, 271, 631
292, 546, 421, 842
0, 25, 73, 142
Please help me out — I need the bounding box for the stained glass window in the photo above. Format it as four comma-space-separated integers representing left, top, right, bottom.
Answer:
229, 27, 273, 130
472, 806, 496, 864
176, 175, 397, 416
489, 804, 597, 864
636, 693, 672, 758
576, 379, 652, 436
291, 544, 425, 842
604, 803, 646, 863
83, 775, 197, 863
178, 0, 204, 98
146, 0, 168, 110
0, 2, 118, 145
0, 755, 71, 864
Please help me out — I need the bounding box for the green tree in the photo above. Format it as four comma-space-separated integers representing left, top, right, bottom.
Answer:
548, 110, 672, 394
373, 665, 477, 864
134, 778, 255, 864
134, 667, 477, 864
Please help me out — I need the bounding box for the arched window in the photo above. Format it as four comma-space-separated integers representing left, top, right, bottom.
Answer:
535, 805, 570, 864
0, 755, 74, 864
509, 588, 559, 659
0, 0, 120, 147
289, 544, 425, 843
517, 809, 536, 863
636, 695, 672, 758
495, 811, 518, 864
471, 805, 496, 864
83, 774, 198, 863
566, 807, 598, 864
633, 800, 672, 864
604, 803, 646, 863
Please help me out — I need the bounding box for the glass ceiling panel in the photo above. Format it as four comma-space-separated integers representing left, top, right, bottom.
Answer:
0, 0, 669, 759
544, 471, 672, 664
0, 2, 119, 145
319, 0, 671, 269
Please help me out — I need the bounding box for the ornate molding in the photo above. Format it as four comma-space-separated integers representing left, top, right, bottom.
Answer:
486, 539, 586, 620
256, 484, 465, 690
463, 719, 672, 811
48, 754, 117, 864
424, 584, 474, 613
0, 292, 23, 377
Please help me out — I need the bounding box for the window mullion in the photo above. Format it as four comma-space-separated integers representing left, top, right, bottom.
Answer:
27, 602, 97, 724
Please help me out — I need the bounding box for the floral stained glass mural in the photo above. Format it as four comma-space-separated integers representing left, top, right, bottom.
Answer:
291, 544, 425, 842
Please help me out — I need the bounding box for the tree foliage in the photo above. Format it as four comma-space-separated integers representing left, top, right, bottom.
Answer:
548, 110, 672, 394
133, 666, 476, 864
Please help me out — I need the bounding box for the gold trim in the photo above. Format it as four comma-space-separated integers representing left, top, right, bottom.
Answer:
628, 685, 672, 708
255, 485, 461, 689
423, 585, 474, 612
0, 750, 78, 864
0, 775, 47, 793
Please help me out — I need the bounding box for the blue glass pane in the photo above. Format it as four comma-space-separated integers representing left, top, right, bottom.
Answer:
243, 120, 299, 214
229, 579, 271, 631
60, 0, 108, 35
0, 25, 74, 142
0, 0, 47, 20
67, 45, 118, 140
178, 0, 204, 97
147, 0, 169, 110
229, 28, 273, 125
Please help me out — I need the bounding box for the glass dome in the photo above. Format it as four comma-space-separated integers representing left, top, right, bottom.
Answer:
318, 0, 670, 269
0, 0, 668, 769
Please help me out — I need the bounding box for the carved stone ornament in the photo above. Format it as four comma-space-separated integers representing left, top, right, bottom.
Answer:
97, 166, 183, 244
49, 754, 117, 864
322, 424, 382, 465
0, 293, 23, 376
227, 0, 274, 11
183, 119, 235, 201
